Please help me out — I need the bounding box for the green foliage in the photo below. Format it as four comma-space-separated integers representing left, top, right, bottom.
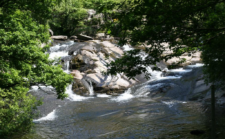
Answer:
0, 87, 40, 136
49, 0, 123, 36
0, 0, 72, 136
49, 0, 98, 36
99, 0, 225, 84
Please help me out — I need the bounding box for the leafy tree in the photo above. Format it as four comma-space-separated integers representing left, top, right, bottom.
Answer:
98, 0, 225, 85
49, 0, 98, 36
0, 0, 72, 136
49, 0, 123, 36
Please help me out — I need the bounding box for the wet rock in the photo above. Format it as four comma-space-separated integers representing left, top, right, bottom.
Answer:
70, 55, 86, 70
72, 79, 89, 95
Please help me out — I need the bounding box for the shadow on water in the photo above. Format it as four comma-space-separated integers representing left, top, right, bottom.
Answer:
9, 96, 216, 139
8, 42, 225, 139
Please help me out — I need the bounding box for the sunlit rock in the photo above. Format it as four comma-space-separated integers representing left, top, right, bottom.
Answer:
51, 35, 67, 40
71, 70, 83, 80
66, 40, 137, 95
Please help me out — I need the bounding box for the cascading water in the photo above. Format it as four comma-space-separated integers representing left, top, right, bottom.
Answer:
88, 80, 94, 95
18, 41, 212, 139
48, 41, 94, 95
65, 84, 87, 101
64, 60, 70, 73
81, 78, 94, 96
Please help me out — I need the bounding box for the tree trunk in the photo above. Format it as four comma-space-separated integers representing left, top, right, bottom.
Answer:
211, 84, 216, 139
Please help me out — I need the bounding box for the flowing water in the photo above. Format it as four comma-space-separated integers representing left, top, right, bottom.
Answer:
10, 42, 211, 139
12, 96, 208, 139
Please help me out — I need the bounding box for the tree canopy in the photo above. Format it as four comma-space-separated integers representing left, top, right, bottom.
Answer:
0, 0, 72, 136
98, 0, 225, 85
1, 0, 225, 136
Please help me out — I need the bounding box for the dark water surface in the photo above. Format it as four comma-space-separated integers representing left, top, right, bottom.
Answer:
11, 96, 208, 139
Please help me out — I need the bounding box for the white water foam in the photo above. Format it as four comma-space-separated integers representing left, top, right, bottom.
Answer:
33, 109, 57, 123
110, 88, 134, 102
65, 84, 88, 101
99, 110, 120, 117
48, 51, 68, 60
97, 94, 111, 98
64, 61, 70, 74
31, 85, 39, 90
146, 66, 163, 80
88, 80, 94, 96
123, 44, 133, 51
169, 68, 192, 73
162, 100, 187, 108
160, 76, 182, 79
48, 41, 92, 100
187, 63, 204, 68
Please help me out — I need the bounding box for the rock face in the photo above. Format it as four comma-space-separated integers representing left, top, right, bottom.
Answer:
67, 40, 138, 95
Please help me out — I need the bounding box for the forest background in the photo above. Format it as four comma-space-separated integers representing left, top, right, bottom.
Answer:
0, 0, 224, 137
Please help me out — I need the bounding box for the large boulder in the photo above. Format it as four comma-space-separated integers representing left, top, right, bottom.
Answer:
85, 73, 136, 94
67, 40, 138, 95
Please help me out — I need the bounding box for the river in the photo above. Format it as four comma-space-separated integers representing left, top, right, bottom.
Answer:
10, 41, 212, 139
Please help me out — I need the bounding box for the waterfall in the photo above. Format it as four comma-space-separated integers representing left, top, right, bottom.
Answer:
88, 80, 94, 96
65, 84, 87, 101
81, 78, 94, 95
48, 41, 96, 97
64, 60, 70, 73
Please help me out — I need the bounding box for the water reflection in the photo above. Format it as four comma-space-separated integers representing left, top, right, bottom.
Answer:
11, 97, 209, 139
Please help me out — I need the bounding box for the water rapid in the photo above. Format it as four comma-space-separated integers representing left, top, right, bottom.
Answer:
14, 41, 211, 139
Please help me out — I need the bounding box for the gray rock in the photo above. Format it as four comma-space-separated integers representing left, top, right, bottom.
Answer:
51, 35, 67, 40
70, 36, 77, 40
